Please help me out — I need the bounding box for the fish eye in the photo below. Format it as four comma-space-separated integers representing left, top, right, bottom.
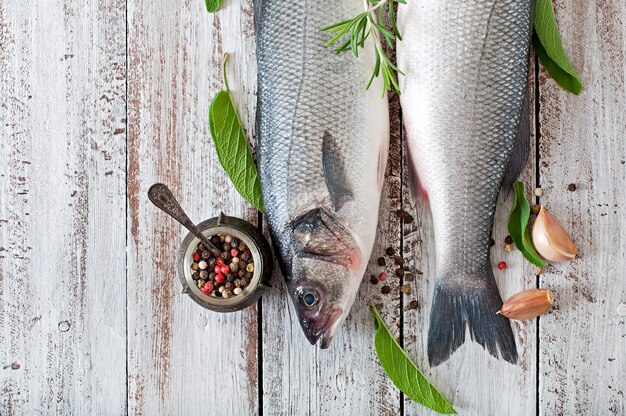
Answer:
299, 290, 319, 309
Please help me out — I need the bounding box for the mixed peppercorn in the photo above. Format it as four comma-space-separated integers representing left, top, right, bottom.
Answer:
190, 234, 254, 299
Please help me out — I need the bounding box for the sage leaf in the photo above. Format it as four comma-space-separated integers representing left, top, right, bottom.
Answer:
533, 0, 582, 94
209, 55, 264, 212
508, 181, 544, 267
371, 304, 457, 415
205, 0, 221, 13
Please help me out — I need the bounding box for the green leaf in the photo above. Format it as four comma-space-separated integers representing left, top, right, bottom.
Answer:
533, 0, 582, 94
205, 0, 221, 13
371, 304, 457, 415
208, 56, 264, 212
508, 181, 544, 267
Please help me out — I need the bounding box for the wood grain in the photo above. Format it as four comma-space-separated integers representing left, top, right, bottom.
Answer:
0, 0, 127, 414
126, 0, 259, 414
1, 0, 624, 414
538, 0, 626, 414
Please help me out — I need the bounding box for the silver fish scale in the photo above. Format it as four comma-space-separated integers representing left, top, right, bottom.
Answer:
256, 0, 387, 266
399, 0, 532, 286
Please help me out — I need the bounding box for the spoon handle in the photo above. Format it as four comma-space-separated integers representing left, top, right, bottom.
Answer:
147, 183, 222, 257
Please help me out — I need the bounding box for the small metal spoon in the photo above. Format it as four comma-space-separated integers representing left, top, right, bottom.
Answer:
147, 183, 222, 258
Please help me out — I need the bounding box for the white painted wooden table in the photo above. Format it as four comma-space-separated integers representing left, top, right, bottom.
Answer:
1, 1, 624, 415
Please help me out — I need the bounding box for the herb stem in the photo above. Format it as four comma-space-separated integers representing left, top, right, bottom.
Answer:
320, 0, 404, 95
221, 53, 231, 93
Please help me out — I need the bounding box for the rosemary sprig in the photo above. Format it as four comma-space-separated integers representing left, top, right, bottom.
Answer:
320, 0, 405, 95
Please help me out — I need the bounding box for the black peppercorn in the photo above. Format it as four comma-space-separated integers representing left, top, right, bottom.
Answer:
377, 257, 386, 266
385, 247, 395, 256
504, 235, 514, 245
381, 286, 391, 294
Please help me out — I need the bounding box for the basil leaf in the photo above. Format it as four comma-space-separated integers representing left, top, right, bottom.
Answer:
533, 0, 582, 94
209, 56, 264, 212
371, 304, 457, 415
205, 0, 221, 13
508, 181, 544, 267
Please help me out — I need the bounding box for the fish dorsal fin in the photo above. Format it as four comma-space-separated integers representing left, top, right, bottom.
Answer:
322, 131, 353, 211
502, 89, 531, 195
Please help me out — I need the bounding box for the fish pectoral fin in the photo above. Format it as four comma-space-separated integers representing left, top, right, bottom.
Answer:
501, 89, 531, 197
290, 207, 359, 268
322, 131, 353, 212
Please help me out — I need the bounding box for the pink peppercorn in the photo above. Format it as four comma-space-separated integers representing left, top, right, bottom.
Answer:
215, 273, 225, 283
220, 265, 230, 274
216, 258, 225, 266
201, 287, 211, 295
192, 252, 201, 262
379, 272, 387, 282
230, 248, 239, 257
214, 265, 222, 274
498, 261, 507, 270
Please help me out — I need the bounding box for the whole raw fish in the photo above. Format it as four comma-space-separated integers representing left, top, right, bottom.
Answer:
398, 0, 534, 365
255, 0, 390, 347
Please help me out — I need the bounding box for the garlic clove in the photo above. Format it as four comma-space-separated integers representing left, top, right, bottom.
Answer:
498, 289, 554, 320
531, 206, 576, 262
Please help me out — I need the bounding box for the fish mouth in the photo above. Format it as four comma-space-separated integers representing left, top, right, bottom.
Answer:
302, 306, 344, 348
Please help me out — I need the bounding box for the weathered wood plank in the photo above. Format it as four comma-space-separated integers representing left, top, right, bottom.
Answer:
0, 0, 127, 414
538, 1, 626, 414
126, 0, 259, 414
401, 72, 539, 414
260, 94, 403, 416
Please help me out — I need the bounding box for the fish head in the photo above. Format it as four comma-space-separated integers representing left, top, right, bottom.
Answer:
283, 207, 362, 348
287, 260, 353, 348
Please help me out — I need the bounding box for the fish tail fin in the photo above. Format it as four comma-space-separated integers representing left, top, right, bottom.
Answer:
427, 271, 518, 366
